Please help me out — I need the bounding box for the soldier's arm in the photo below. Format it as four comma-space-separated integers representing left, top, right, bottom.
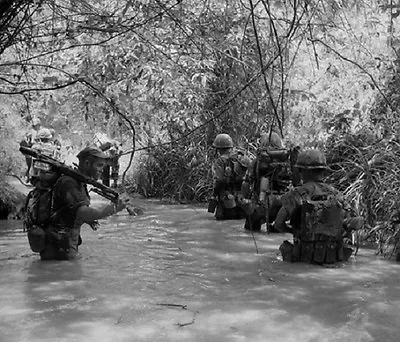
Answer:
212, 158, 226, 197
240, 160, 256, 199
75, 203, 121, 223
275, 206, 290, 232
336, 190, 364, 233
60, 180, 123, 225
274, 190, 302, 232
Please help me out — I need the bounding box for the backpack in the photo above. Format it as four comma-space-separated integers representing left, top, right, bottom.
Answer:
225, 152, 251, 190
255, 148, 292, 193
24, 187, 55, 253
24, 164, 64, 253
31, 141, 61, 160
300, 194, 345, 242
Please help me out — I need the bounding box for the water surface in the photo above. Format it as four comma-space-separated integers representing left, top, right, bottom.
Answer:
1, 199, 399, 342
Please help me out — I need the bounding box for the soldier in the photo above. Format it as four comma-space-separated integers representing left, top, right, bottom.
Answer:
208, 133, 250, 220
240, 132, 299, 232
20, 117, 42, 180
37, 147, 126, 260
93, 133, 122, 188
104, 141, 122, 188
31, 128, 62, 160
275, 149, 363, 265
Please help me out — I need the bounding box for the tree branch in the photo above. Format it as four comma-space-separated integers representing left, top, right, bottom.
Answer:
310, 38, 394, 112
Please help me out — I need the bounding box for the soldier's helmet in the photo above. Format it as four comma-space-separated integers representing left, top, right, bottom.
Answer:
295, 149, 327, 169
37, 128, 53, 141
32, 117, 41, 127
260, 132, 284, 149
213, 133, 233, 148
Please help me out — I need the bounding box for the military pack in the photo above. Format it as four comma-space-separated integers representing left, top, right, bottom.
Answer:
300, 195, 345, 241
296, 193, 346, 264
255, 148, 293, 193
24, 187, 55, 252
24, 158, 62, 253
224, 151, 251, 188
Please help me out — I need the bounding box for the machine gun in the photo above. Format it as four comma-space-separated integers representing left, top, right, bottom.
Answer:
19, 146, 119, 203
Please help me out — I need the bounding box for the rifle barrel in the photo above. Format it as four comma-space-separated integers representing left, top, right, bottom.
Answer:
19, 146, 119, 201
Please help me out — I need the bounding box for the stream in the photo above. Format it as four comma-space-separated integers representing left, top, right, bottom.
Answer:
1, 198, 400, 342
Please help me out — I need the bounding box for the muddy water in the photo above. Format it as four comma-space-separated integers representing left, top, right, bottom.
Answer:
0, 199, 399, 342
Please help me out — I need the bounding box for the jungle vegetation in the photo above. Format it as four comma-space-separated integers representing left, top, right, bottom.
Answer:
1, 0, 400, 257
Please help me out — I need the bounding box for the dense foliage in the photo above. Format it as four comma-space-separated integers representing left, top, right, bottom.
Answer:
2, 0, 400, 256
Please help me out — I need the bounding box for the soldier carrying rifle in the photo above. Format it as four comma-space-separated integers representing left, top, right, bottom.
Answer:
21, 146, 128, 261
239, 132, 301, 232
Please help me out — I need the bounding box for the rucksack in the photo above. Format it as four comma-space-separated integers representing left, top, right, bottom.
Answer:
255, 148, 292, 193
300, 194, 345, 242
225, 152, 251, 189
32, 141, 61, 158
24, 187, 55, 253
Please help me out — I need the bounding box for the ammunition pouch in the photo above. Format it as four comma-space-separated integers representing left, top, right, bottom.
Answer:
300, 241, 314, 263
290, 235, 351, 264
325, 240, 338, 264
313, 240, 327, 264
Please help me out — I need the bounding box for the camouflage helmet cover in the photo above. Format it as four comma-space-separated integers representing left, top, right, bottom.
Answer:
32, 117, 41, 126
295, 149, 327, 169
260, 132, 284, 149
213, 133, 233, 148
37, 128, 52, 140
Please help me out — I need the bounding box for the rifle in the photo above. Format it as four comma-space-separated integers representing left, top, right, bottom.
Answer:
19, 146, 119, 203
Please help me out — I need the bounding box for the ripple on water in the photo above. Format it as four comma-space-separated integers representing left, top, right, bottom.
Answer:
1, 202, 400, 341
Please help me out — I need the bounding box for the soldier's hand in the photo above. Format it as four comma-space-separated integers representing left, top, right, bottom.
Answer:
114, 199, 125, 213
89, 220, 100, 231
126, 206, 144, 216
345, 217, 364, 232
118, 192, 131, 204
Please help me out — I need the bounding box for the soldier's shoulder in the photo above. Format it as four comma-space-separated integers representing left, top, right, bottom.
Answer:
55, 174, 80, 190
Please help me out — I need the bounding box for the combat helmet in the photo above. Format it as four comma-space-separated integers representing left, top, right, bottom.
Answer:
32, 117, 41, 127
213, 133, 233, 148
37, 128, 52, 141
295, 149, 327, 169
260, 131, 284, 149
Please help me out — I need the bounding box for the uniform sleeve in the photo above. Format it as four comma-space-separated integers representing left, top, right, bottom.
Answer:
212, 157, 226, 183
57, 178, 89, 216
281, 189, 303, 216
244, 159, 256, 183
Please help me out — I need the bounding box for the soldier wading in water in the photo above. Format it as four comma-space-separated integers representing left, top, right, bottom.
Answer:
208, 133, 250, 220
24, 147, 126, 261
275, 149, 363, 265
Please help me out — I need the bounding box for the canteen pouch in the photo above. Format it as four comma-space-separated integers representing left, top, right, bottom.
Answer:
325, 241, 337, 264
27, 226, 46, 253
313, 241, 327, 264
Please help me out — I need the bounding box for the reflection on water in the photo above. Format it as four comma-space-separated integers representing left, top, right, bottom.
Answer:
1, 200, 400, 342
